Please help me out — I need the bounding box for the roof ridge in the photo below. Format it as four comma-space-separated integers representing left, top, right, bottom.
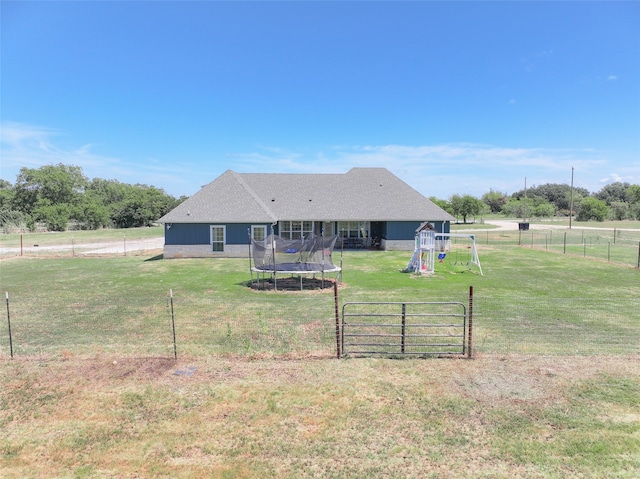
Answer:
231, 171, 278, 223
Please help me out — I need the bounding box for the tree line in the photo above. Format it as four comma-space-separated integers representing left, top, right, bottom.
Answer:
432, 182, 640, 223
1, 163, 639, 232
0, 163, 185, 232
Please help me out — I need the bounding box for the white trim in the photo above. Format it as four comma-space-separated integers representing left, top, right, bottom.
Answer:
279, 220, 314, 240
210, 225, 226, 253
251, 225, 267, 242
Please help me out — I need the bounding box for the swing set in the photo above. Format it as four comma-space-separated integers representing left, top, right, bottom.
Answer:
406, 230, 483, 275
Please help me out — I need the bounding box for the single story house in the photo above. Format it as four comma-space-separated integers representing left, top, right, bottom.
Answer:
158, 167, 455, 258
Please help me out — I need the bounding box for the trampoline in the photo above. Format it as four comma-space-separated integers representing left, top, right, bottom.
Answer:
250, 233, 342, 290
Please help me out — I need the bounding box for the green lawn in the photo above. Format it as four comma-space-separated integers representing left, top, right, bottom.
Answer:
1, 233, 639, 478
0, 240, 638, 358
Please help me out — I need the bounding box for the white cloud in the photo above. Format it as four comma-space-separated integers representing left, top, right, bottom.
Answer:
0, 121, 187, 192
2, 121, 631, 199
1, 121, 106, 175
227, 143, 615, 198
608, 75, 618, 81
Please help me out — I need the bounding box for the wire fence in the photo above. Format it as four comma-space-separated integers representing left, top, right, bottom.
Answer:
0, 235, 164, 258
463, 228, 640, 268
2, 288, 638, 360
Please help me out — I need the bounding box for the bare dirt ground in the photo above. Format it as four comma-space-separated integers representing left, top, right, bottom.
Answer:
0, 236, 164, 256
481, 219, 640, 232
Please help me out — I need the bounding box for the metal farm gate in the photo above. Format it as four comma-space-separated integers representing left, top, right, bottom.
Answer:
341, 301, 470, 358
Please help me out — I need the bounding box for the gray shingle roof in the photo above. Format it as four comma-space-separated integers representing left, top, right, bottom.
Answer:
158, 168, 455, 223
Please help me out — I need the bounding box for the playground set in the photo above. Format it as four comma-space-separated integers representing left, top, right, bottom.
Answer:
406, 229, 483, 276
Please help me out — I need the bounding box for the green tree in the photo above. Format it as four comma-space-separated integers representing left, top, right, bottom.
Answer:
502, 197, 533, 218
608, 201, 630, 221
12, 164, 88, 214
627, 185, 640, 220
111, 184, 178, 228
595, 182, 630, 205
626, 185, 640, 204
450, 194, 482, 223
87, 178, 129, 206
513, 183, 589, 212
0, 179, 15, 210
33, 202, 71, 231
577, 197, 609, 222
73, 193, 112, 229
481, 190, 507, 213
429, 196, 452, 215
532, 201, 556, 218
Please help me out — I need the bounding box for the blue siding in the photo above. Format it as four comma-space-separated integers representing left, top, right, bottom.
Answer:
226, 224, 271, 244
165, 223, 210, 245
386, 222, 423, 240
165, 223, 271, 245
385, 221, 449, 240
166, 221, 449, 245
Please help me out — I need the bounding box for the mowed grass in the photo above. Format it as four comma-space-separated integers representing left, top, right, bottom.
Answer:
1, 231, 639, 478
0, 239, 639, 356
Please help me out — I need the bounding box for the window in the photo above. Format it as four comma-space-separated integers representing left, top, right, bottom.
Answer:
321, 221, 334, 236
338, 221, 370, 239
251, 225, 266, 242
211, 226, 225, 252
279, 221, 314, 240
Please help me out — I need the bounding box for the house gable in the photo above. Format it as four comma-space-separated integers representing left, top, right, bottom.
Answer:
158, 168, 455, 224
158, 168, 455, 257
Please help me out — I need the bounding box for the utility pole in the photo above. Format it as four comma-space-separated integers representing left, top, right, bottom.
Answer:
523, 177, 527, 221
569, 167, 574, 230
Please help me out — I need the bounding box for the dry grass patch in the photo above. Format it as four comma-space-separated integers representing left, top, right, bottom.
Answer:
1, 355, 639, 478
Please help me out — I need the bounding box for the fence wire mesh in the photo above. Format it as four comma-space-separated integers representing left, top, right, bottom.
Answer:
1, 290, 638, 359
472, 295, 639, 355
466, 228, 640, 268
0, 235, 163, 258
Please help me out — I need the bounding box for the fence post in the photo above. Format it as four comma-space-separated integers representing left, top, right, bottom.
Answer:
5, 292, 13, 360
467, 286, 474, 359
637, 241, 640, 269
563, 232, 567, 254
401, 303, 406, 354
333, 281, 341, 359
169, 289, 177, 360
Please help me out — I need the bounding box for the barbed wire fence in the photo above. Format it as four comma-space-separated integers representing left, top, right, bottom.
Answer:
2, 287, 638, 360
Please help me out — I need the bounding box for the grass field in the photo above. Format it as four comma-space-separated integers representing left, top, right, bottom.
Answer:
1, 355, 639, 478
1, 226, 639, 478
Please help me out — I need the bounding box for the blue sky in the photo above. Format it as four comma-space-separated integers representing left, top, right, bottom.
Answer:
1, 1, 638, 200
